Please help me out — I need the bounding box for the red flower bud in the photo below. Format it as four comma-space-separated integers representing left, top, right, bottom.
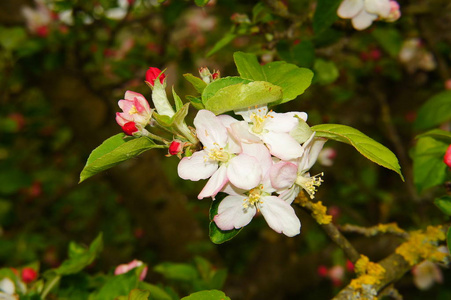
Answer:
169, 140, 184, 155
146, 67, 165, 86
317, 265, 328, 277
122, 122, 138, 136
346, 260, 355, 272
444, 145, 451, 168
36, 25, 49, 37
21, 267, 38, 283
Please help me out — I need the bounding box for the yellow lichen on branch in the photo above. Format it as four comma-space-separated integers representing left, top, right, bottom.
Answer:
296, 192, 332, 224
395, 225, 447, 266
348, 255, 386, 300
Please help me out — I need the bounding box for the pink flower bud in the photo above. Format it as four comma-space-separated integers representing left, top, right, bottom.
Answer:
146, 67, 165, 86
386, 1, 401, 22
122, 121, 139, 136
21, 268, 38, 283
169, 140, 184, 155
212, 70, 220, 80
114, 259, 148, 281
346, 260, 355, 272
444, 145, 451, 168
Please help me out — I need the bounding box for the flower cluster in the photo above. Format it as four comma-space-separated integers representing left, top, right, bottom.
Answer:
177, 106, 326, 237
337, 0, 401, 30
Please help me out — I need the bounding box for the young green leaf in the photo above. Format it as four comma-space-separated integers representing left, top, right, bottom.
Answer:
194, 0, 210, 7
183, 73, 207, 94
416, 129, 451, 143
154, 263, 198, 282
312, 124, 404, 180
434, 196, 451, 216
412, 137, 448, 193
128, 289, 151, 300
204, 81, 282, 115
233, 52, 313, 104
181, 290, 231, 300
138, 282, 173, 300
313, 0, 341, 34
187, 95, 205, 110
172, 87, 184, 112
54, 233, 103, 275
202, 77, 251, 103
207, 32, 237, 57
415, 91, 451, 130
313, 59, 339, 85
80, 134, 162, 183
93, 265, 146, 300
209, 194, 242, 244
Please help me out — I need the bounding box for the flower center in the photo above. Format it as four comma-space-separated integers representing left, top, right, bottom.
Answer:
243, 185, 264, 209
129, 105, 139, 115
295, 172, 324, 199
206, 145, 229, 162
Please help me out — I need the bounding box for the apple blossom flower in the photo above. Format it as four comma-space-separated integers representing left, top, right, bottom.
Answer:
233, 106, 307, 161
444, 145, 451, 168
178, 110, 266, 199
274, 133, 327, 202
399, 38, 436, 72
412, 260, 443, 290
0, 278, 15, 300
116, 91, 153, 136
318, 147, 336, 167
385, 1, 401, 22
213, 173, 301, 237
114, 259, 148, 281
337, 0, 395, 30
22, 0, 52, 36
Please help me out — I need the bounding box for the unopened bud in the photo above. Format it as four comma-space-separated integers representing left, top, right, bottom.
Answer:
122, 122, 139, 136
317, 265, 328, 277
169, 140, 184, 155
212, 70, 220, 80
444, 145, 451, 168
146, 67, 166, 87
21, 268, 38, 283
199, 67, 212, 84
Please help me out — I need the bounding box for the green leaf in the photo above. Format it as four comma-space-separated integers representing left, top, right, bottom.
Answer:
94, 266, 145, 300
55, 233, 103, 275
183, 74, 207, 94
209, 194, 242, 244
434, 196, 451, 216
277, 40, 315, 68
128, 289, 150, 300
0, 27, 27, 51
416, 129, 451, 143
207, 32, 237, 57
172, 87, 183, 112
202, 77, 251, 103
412, 137, 449, 192
154, 263, 198, 282
233, 52, 313, 104
181, 290, 231, 300
447, 227, 451, 254
372, 28, 402, 58
138, 282, 173, 300
313, 0, 341, 34
80, 134, 161, 183
415, 91, 451, 130
313, 59, 339, 85
290, 118, 313, 144
194, 0, 210, 7
204, 81, 282, 115
312, 124, 404, 180
187, 96, 205, 110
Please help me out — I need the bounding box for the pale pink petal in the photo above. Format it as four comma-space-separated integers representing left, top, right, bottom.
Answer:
194, 110, 228, 148
198, 164, 228, 199
241, 142, 273, 176
259, 196, 301, 237
116, 113, 129, 126
124, 91, 151, 114
365, 0, 391, 18
217, 114, 239, 129
230, 122, 261, 143
337, 0, 364, 19
270, 161, 298, 190
221, 182, 247, 196
214, 195, 256, 230
264, 112, 299, 133
177, 151, 217, 181
352, 9, 378, 30
279, 185, 300, 204
227, 154, 261, 190
262, 131, 304, 160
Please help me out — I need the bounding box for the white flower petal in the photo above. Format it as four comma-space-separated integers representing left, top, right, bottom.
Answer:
337, 0, 364, 18
177, 151, 217, 181
214, 195, 256, 230
227, 154, 261, 190
230, 121, 261, 143
259, 196, 301, 237
264, 112, 299, 133
279, 185, 300, 204
235, 106, 268, 123
221, 182, 247, 196
194, 110, 228, 148
262, 131, 304, 160
198, 164, 229, 199
365, 0, 391, 18
352, 9, 378, 30
217, 114, 239, 128
270, 161, 298, 190
241, 142, 272, 176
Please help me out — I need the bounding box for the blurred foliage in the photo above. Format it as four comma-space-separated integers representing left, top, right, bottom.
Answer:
0, 0, 450, 299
